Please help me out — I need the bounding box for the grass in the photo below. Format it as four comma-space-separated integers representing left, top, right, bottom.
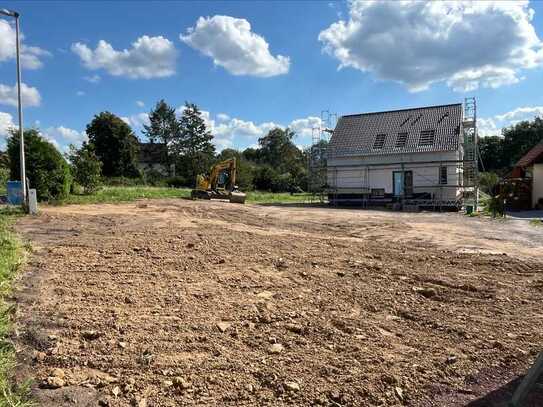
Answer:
62, 186, 192, 205
60, 186, 315, 206
0, 207, 32, 406
529, 219, 543, 227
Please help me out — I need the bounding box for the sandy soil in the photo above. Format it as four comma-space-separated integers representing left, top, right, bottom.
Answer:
12, 199, 543, 406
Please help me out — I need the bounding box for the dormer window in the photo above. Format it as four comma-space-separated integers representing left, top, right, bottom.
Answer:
373, 134, 387, 149
419, 130, 435, 146
396, 132, 408, 148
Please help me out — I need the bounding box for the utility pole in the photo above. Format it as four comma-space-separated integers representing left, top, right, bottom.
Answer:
1, 8, 27, 207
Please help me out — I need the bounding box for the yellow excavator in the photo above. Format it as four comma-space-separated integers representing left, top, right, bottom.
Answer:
191, 158, 246, 204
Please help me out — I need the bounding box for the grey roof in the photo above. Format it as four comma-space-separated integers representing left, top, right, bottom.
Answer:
328, 103, 463, 157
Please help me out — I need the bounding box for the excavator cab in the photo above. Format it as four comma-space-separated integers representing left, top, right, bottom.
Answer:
191, 158, 246, 204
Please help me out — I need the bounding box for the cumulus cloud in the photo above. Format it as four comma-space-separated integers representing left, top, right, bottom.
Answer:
479, 106, 543, 137
0, 111, 16, 150
72, 35, 177, 79
0, 82, 41, 107
181, 15, 290, 77
41, 126, 87, 151
121, 112, 150, 132
136, 100, 145, 108
319, 1, 543, 92
0, 20, 50, 69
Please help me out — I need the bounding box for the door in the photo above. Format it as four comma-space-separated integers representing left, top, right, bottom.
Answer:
393, 171, 404, 197
393, 171, 413, 197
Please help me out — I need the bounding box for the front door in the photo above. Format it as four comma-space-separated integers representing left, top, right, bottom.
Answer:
393, 171, 404, 197
393, 171, 413, 197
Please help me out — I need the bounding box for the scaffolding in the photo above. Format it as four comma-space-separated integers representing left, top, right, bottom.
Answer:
307, 110, 336, 202
324, 98, 479, 211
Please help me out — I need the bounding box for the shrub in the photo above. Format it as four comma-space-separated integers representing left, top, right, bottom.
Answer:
142, 168, 167, 186
68, 143, 102, 194
166, 176, 189, 188
7, 129, 72, 201
103, 176, 144, 186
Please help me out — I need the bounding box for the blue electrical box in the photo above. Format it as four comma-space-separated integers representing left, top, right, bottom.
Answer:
7, 181, 23, 205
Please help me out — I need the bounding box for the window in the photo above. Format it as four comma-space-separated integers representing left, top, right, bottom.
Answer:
419, 130, 435, 146
395, 132, 408, 148
373, 134, 387, 149
439, 166, 448, 185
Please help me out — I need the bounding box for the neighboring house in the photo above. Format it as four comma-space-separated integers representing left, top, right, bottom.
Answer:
138, 143, 169, 176
510, 140, 543, 209
327, 103, 476, 209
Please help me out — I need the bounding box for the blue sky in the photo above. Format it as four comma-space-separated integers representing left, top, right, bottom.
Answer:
1, 0, 543, 152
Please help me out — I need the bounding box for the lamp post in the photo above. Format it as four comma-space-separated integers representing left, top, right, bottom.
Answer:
0, 8, 26, 206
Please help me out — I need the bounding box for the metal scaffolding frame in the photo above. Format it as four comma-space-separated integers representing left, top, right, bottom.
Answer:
307, 110, 336, 203
313, 98, 479, 210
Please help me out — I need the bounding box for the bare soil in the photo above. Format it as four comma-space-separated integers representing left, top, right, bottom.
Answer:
12, 200, 543, 406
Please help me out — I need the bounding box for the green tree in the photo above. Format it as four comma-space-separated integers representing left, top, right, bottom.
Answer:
175, 102, 215, 183
257, 128, 307, 191
478, 136, 505, 172
7, 129, 72, 201
502, 117, 543, 167
142, 99, 180, 149
86, 112, 140, 177
68, 142, 102, 194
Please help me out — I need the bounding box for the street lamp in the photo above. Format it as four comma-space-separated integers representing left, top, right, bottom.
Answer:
0, 8, 27, 207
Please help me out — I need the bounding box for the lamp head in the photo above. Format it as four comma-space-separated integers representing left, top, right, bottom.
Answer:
0, 9, 19, 18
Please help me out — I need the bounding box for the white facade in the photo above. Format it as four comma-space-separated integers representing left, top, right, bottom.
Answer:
328, 150, 463, 202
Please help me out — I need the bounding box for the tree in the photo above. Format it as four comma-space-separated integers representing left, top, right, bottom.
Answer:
86, 112, 140, 177
68, 142, 102, 194
175, 102, 215, 183
142, 99, 180, 149
502, 117, 543, 167
478, 136, 505, 173
7, 129, 72, 201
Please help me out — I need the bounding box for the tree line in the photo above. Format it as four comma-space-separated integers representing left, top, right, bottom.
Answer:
479, 116, 543, 174
1, 100, 311, 201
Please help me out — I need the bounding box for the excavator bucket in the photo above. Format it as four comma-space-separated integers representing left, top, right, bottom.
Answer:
229, 191, 246, 204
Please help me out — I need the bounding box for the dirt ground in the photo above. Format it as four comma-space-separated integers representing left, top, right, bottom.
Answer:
11, 199, 543, 406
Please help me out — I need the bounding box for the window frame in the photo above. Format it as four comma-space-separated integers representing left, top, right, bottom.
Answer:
419, 129, 436, 146
439, 166, 448, 185
373, 134, 387, 150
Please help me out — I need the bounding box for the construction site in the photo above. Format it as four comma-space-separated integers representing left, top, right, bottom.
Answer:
12, 198, 543, 406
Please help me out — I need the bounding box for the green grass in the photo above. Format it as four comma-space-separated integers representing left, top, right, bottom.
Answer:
60, 186, 315, 205
529, 219, 543, 227
0, 207, 33, 406
62, 186, 192, 205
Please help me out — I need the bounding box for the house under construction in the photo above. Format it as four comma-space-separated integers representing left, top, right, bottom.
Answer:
317, 99, 478, 210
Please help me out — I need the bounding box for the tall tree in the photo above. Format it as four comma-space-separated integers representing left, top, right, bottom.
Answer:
478, 136, 505, 172
86, 112, 140, 177
502, 117, 543, 167
142, 99, 180, 147
175, 102, 216, 182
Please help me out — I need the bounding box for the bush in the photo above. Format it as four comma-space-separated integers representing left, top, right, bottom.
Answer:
7, 129, 72, 201
68, 143, 102, 194
165, 176, 189, 188
142, 168, 167, 186
103, 176, 144, 186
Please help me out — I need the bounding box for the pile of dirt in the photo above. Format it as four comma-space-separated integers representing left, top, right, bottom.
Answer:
12, 200, 543, 406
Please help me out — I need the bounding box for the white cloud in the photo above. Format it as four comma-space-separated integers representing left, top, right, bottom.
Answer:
72, 35, 177, 79
76, 90, 85, 96
122, 112, 150, 132
83, 74, 101, 83
181, 15, 290, 77
479, 106, 543, 137
319, 1, 543, 92
0, 82, 41, 107
136, 100, 145, 108
217, 113, 230, 122
41, 126, 87, 151
0, 111, 16, 150
0, 20, 50, 69
289, 116, 322, 138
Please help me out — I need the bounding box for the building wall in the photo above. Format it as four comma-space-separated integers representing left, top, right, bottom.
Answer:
327, 150, 462, 201
533, 163, 543, 208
